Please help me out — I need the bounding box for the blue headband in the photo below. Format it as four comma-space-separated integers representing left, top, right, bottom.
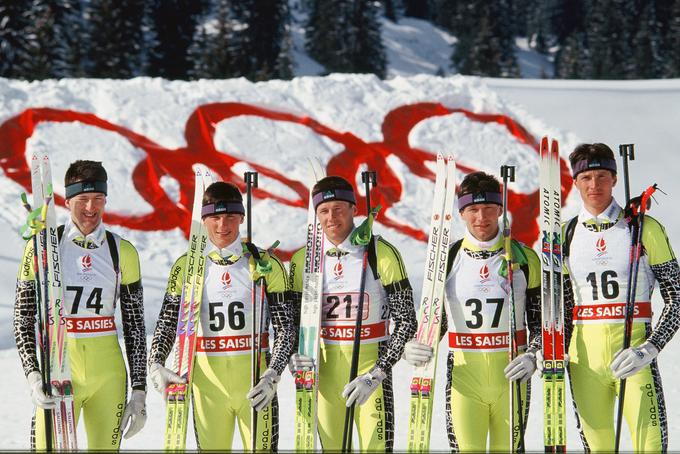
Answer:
572, 158, 617, 178
457, 191, 503, 211
312, 189, 356, 210
65, 180, 107, 199
201, 200, 245, 218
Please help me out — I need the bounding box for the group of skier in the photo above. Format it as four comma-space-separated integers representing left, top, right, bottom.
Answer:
13, 140, 679, 452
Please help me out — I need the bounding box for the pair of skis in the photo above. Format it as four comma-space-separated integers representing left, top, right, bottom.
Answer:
294, 161, 326, 451
539, 137, 566, 453
407, 154, 456, 452
164, 165, 214, 450
22, 152, 78, 450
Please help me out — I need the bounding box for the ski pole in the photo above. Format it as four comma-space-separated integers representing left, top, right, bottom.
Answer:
245, 171, 265, 452
501, 165, 525, 453
614, 184, 657, 453
341, 170, 377, 453
618, 144, 634, 205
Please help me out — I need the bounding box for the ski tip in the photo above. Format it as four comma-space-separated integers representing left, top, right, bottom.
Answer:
551, 138, 559, 154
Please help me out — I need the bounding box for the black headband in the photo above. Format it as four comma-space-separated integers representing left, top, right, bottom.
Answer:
201, 200, 245, 218
572, 158, 617, 178
65, 180, 107, 199
457, 191, 503, 211
312, 188, 356, 210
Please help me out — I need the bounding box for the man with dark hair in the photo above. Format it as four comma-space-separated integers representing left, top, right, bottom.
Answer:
289, 175, 417, 451
148, 181, 294, 450
403, 171, 542, 451
14, 160, 148, 449
561, 143, 679, 450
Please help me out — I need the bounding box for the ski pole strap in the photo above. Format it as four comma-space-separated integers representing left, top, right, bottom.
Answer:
499, 240, 528, 278
65, 180, 107, 198
624, 184, 659, 222
350, 205, 381, 246
571, 157, 617, 178
457, 191, 502, 211
20, 204, 48, 240
243, 241, 280, 275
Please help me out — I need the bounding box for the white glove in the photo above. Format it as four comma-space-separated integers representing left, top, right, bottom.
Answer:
504, 352, 536, 382
119, 389, 146, 439
342, 367, 387, 407
27, 371, 57, 410
536, 350, 570, 374
246, 368, 280, 412
403, 340, 434, 367
288, 353, 315, 374
610, 341, 659, 380
149, 362, 185, 398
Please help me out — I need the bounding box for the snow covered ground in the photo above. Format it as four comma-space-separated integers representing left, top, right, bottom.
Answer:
0, 74, 678, 451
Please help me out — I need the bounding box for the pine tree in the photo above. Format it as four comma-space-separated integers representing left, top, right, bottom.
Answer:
188, 0, 240, 79
148, 0, 208, 79
20, 0, 55, 79
633, 2, 663, 78
0, 0, 32, 78
554, 31, 591, 78
52, 0, 88, 77
87, 0, 147, 77
451, 0, 519, 77
306, 0, 386, 77
243, 0, 293, 80
662, 0, 680, 76
404, 0, 428, 18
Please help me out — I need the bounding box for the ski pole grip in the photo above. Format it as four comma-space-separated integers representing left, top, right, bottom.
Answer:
361, 171, 377, 217
619, 144, 634, 205
500, 165, 515, 183
244, 171, 258, 243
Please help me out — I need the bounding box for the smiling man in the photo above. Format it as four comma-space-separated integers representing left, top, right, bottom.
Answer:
289, 175, 417, 451
148, 181, 294, 450
13, 160, 147, 450
562, 143, 680, 451
403, 171, 541, 451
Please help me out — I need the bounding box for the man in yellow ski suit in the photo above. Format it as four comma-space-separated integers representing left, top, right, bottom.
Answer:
148, 181, 295, 450
289, 175, 417, 451
403, 171, 542, 451
562, 143, 679, 451
14, 160, 147, 450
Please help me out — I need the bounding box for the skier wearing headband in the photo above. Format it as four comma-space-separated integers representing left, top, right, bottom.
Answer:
148, 181, 294, 450
403, 171, 542, 451
14, 160, 147, 449
561, 143, 680, 450
289, 175, 417, 451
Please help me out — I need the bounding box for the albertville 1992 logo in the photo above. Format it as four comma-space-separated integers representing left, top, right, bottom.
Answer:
479, 264, 490, 283
596, 237, 607, 257
81, 254, 92, 272
220, 271, 231, 288
333, 262, 343, 279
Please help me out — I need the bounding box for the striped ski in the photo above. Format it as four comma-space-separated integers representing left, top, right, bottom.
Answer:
540, 137, 566, 452
28, 152, 78, 450
164, 165, 215, 450
294, 160, 326, 451
407, 154, 456, 452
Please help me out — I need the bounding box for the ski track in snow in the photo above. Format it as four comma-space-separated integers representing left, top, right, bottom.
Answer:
1, 75, 679, 451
